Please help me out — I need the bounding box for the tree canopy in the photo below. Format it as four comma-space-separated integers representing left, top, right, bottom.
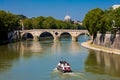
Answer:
83, 7, 120, 36
111, 7, 120, 31
0, 10, 84, 33
0, 10, 20, 31
23, 16, 84, 29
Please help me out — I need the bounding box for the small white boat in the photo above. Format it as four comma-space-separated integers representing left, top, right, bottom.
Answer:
57, 61, 72, 73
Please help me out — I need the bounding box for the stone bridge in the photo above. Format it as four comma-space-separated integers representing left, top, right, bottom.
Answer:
20, 29, 89, 41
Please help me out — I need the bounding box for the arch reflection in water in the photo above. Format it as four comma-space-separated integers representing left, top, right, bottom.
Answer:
85, 50, 120, 77
51, 41, 82, 55
19, 41, 41, 56
69, 42, 81, 54
51, 41, 62, 54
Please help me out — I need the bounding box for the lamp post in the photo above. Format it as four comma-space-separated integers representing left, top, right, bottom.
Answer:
112, 20, 115, 28
19, 19, 24, 30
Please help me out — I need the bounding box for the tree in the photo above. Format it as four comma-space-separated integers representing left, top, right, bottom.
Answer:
42, 16, 56, 29
55, 20, 63, 29
83, 8, 106, 41
23, 18, 33, 29
17, 14, 27, 19
5, 12, 20, 31
35, 16, 46, 29
0, 10, 20, 31
0, 10, 7, 31
0, 10, 20, 41
111, 7, 120, 31
99, 11, 111, 33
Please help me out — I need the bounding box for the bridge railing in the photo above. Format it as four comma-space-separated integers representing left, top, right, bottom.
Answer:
20, 29, 88, 33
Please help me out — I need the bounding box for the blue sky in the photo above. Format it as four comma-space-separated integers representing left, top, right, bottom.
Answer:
0, 0, 119, 21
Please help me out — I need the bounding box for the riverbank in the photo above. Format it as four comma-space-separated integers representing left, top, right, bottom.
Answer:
81, 40, 120, 55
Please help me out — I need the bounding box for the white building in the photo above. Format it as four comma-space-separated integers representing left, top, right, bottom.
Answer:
73, 20, 83, 26
112, 4, 120, 9
64, 15, 71, 22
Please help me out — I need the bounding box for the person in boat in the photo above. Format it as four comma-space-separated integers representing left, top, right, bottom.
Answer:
57, 61, 61, 66
57, 61, 63, 67
57, 61, 71, 68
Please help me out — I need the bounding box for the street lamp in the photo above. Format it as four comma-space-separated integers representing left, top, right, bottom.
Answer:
112, 20, 115, 28
19, 19, 24, 30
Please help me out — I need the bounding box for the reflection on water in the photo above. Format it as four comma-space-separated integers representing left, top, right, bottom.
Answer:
51, 41, 62, 54
69, 42, 81, 54
0, 40, 83, 73
85, 50, 120, 77
51, 41, 82, 55
0, 35, 120, 80
0, 45, 19, 72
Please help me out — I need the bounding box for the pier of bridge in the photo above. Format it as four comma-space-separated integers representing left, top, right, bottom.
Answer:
20, 29, 89, 42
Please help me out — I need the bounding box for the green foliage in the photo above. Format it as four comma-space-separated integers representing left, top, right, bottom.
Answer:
111, 7, 120, 31
42, 16, 56, 29
0, 10, 20, 31
83, 7, 120, 36
23, 16, 81, 29
32, 16, 46, 29
0, 10, 84, 32
0, 10, 7, 31
83, 8, 106, 35
83, 8, 120, 42
0, 10, 20, 41
23, 18, 33, 29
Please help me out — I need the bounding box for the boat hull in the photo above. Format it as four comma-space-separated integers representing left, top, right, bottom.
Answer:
57, 67, 72, 73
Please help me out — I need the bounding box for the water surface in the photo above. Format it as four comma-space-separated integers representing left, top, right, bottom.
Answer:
0, 35, 120, 80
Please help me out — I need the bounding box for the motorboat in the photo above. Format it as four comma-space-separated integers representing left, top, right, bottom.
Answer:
57, 61, 72, 73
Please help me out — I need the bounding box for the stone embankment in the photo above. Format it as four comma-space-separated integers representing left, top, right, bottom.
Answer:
93, 33, 120, 50
81, 40, 120, 55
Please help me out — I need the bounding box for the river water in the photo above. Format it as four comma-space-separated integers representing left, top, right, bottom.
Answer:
0, 35, 120, 80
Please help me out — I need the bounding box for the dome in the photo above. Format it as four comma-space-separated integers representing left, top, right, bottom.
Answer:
64, 15, 71, 22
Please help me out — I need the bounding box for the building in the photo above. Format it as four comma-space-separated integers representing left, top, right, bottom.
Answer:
73, 20, 83, 26
112, 4, 120, 9
64, 15, 71, 22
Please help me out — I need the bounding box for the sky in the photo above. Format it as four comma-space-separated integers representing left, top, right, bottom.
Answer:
0, 0, 119, 21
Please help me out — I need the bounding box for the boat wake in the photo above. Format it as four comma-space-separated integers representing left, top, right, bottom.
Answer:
51, 68, 88, 80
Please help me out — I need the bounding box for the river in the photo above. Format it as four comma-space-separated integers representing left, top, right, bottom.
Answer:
0, 35, 120, 80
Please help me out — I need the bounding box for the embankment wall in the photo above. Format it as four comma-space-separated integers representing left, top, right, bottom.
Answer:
93, 33, 120, 50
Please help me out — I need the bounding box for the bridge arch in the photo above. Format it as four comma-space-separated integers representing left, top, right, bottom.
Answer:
59, 32, 72, 41
77, 32, 90, 37
22, 33, 34, 40
76, 32, 90, 41
39, 31, 54, 41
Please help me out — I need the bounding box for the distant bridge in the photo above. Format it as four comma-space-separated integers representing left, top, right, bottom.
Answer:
20, 29, 89, 41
